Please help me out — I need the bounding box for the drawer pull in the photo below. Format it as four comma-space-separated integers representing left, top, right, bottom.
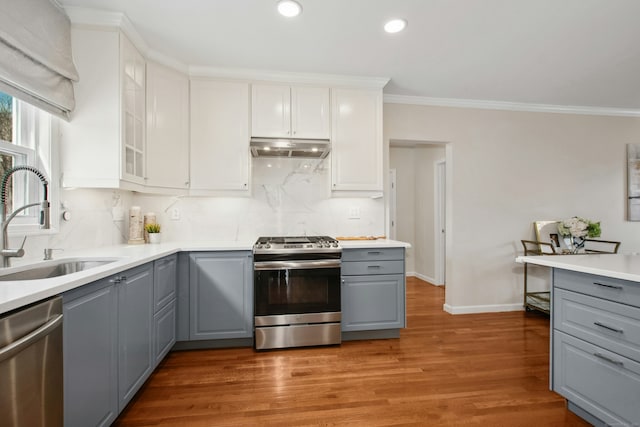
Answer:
593, 282, 623, 290
593, 352, 624, 367
594, 321, 624, 334
367, 265, 381, 269
367, 251, 382, 255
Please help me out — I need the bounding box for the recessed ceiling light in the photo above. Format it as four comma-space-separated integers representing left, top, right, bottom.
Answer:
277, 0, 302, 17
384, 18, 407, 34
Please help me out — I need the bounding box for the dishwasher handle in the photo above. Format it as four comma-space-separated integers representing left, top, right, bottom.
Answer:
0, 314, 63, 363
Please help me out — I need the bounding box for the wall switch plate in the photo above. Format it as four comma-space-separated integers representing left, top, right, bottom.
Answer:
170, 208, 181, 220
348, 207, 361, 219
112, 206, 124, 222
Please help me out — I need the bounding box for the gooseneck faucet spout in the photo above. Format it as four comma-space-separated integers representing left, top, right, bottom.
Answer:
0, 166, 51, 267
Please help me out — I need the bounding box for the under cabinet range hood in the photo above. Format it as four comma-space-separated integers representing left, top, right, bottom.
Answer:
250, 137, 331, 159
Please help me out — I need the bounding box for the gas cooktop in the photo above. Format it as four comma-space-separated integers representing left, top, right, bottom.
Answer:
253, 236, 341, 254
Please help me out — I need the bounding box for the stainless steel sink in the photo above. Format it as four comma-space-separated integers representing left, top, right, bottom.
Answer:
0, 258, 120, 281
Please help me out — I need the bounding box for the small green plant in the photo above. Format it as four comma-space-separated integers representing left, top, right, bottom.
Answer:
145, 223, 161, 233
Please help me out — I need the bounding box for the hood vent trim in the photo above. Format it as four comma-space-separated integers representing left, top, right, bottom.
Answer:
250, 137, 330, 159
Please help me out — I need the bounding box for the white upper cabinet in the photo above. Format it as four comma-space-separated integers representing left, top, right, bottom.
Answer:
61, 26, 146, 189
121, 36, 146, 184
251, 84, 330, 139
190, 80, 250, 192
146, 62, 189, 190
331, 88, 383, 192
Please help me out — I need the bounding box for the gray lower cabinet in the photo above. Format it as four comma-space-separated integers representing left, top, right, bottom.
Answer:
189, 251, 253, 340
117, 263, 154, 411
63, 255, 177, 426
153, 254, 177, 363
552, 269, 640, 426
63, 277, 118, 427
341, 248, 406, 332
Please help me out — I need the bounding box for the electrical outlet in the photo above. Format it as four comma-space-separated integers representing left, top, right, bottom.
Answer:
348, 207, 361, 219
170, 208, 181, 220
112, 206, 124, 222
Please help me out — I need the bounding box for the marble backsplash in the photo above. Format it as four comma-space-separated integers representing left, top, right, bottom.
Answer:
15, 157, 384, 263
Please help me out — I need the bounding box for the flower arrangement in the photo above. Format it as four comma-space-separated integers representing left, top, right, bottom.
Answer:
144, 223, 161, 234
557, 217, 600, 253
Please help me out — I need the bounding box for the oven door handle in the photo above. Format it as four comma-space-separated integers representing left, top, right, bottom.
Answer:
254, 260, 341, 270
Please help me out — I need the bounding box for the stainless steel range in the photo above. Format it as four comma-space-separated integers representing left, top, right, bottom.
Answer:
253, 236, 342, 350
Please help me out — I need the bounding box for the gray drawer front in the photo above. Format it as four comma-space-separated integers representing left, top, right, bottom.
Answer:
341, 260, 404, 276
553, 331, 640, 426
554, 269, 640, 308
554, 288, 640, 362
342, 248, 404, 262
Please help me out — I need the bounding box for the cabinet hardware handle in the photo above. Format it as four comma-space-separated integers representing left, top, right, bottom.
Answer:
367, 251, 382, 255
593, 352, 624, 367
593, 322, 624, 334
120, 276, 127, 282
593, 282, 623, 290
367, 265, 381, 269
109, 277, 121, 284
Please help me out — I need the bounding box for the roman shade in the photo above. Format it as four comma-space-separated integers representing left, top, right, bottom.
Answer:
0, 0, 79, 119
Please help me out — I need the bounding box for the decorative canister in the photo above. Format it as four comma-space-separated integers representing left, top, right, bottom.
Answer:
127, 206, 145, 245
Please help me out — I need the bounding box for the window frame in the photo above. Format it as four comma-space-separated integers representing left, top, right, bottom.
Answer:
0, 94, 58, 235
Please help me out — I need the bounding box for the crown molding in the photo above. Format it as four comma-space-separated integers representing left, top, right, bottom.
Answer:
383, 94, 640, 117
64, 7, 150, 56
189, 66, 389, 89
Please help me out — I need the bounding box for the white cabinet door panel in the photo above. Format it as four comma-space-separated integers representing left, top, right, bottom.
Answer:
190, 80, 250, 191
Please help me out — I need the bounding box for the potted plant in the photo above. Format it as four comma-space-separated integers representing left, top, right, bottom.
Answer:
144, 223, 161, 244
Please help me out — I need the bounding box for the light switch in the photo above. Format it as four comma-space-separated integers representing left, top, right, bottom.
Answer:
348, 207, 360, 219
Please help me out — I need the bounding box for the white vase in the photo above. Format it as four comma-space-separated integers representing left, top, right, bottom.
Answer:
148, 233, 161, 244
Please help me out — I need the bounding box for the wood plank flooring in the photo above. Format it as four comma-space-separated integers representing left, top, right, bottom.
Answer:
114, 277, 589, 426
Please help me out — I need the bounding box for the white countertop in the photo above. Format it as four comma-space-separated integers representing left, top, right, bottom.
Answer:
338, 239, 411, 249
516, 253, 640, 282
0, 238, 410, 315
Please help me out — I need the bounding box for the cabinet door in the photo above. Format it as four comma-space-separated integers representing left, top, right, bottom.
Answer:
190, 80, 250, 191
146, 62, 189, 189
291, 86, 330, 139
251, 84, 291, 137
331, 88, 383, 191
154, 254, 177, 312
341, 274, 405, 331
189, 252, 253, 340
121, 34, 146, 184
154, 300, 176, 364
63, 278, 118, 427
118, 264, 154, 411
553, 331, 640, 426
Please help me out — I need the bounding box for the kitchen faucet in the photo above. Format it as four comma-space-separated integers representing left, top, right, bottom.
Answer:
0, 166, 51, 267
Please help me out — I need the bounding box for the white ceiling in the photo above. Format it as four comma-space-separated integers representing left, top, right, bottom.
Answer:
59, 0, 640, 111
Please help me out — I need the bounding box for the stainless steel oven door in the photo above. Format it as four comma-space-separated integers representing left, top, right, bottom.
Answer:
254, 259, 341, 317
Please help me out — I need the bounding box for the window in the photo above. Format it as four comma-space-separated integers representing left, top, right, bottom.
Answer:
0, 91, 56, 233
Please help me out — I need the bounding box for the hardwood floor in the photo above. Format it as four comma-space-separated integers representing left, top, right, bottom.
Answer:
114, 277, 589, 426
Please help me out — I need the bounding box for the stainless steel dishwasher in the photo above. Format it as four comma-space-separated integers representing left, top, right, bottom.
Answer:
0, 296, 63, 427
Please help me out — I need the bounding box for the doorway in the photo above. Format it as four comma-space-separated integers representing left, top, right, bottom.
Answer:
389, 141, 447, 286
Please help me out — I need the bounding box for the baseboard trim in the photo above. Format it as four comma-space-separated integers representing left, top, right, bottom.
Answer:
443, 303, 523, 314
407, 272, 442, 286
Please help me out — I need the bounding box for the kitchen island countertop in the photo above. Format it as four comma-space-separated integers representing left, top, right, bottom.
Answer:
516, 253, 640, 283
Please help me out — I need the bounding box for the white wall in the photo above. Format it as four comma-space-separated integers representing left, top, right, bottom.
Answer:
384, 102, 640, 313
389, 147, 416, 273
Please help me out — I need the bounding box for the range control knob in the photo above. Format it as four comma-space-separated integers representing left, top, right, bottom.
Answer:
265, 244, 271, 249
255, 244, 263, 249
332, 243, 339, 247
